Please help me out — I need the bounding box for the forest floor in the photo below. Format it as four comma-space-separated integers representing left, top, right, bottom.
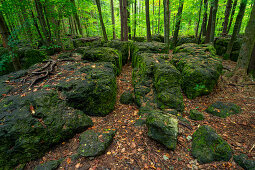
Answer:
24, 58, 255, 170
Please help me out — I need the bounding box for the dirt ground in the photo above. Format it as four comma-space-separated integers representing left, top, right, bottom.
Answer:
21, 58, 255, 170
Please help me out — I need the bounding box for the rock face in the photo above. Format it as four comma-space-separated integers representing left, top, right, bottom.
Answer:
132, 53, 184, 111
214, 37, 242, 61
189, 110, 204, 120
82, 47, 122, 75
146, 110, 178, 150
57, 62, 117, 116
78, 129, 116, 157
206, 101, 241, 118
172, 43, 222, 99
34, 159, 63, 170
120, 90, 134, 104
233, 154, 255, 170
192, 125, 232, 164
0, 90, 93, 169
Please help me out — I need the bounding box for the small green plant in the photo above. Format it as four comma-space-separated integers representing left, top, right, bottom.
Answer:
194, 84, 206, 91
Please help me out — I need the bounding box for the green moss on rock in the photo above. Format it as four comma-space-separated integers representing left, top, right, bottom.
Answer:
146, 110, 178, 150
206, 101, 241, 118
233, 154, 255, 170
192, 125, 232, 164
189, 109, 204, 120
133, 41, 168, 54
78, 129, 116, 157
82, 47, 122, 75
120, 90, 134, 104
34, 159, 63, 170
0, 90, 93, 169
57, 62, 117, 116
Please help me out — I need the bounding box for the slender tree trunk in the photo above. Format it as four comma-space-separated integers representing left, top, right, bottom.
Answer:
152, 0, 154, 34
127, 0, 131, 39
172, 0, 184, 48
222, 0, 233, 35
133, 0, 137, 38
31, 10, 45, 45
195, 0, 203, 38
172, 13, 175, 36
122, 0, 129, 41
43, 1, 52, 41
210, 0, 219, 42
120, 0, 124, 40
95, 0, 108, 41
145, 0, 152, 41
35, 0, 51, 45
164, 0, 170, 44
227, 0, 238, 34
205, 6, 213, 43
158, 0, 160, 34
19, 3, 33, 42
198, 0, 208, 43
70, 0, 83, 36
225, 0, 247, 58
236, 3, 255, 72
111, 0, 116, 39
0, 11, 21, 71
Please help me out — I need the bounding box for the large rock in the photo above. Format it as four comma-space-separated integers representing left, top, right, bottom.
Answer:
82, 47, 122, 75
133, 41, 168, 56
233, 154, 255, 170
192, 125, 232, 164
189, 109, 204, 120
34, 159, 63, 170
78, 129, 116, 157
0, 90, 93, 169
132, 53, 184, 111
120, 90, 134, 104
206, 101, 241, 118
146, 110, 178, 150
57, 62, 117, 116
172, 43, 222, 99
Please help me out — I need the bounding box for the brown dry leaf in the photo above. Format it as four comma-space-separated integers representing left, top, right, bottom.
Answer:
131, 142, 136, 148
66, 157, 71, 164
75, 163, 81, 169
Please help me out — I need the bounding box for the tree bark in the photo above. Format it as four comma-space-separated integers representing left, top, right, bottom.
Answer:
152, 0, 154, 34
225, 0, 247, 58
222, 0, 233, 35
145, 0, 152, 41
198, 0, 208, 43
127, 0, 131, 39
31, 10, 45, 45
95, 0, 108, 41
111, 0, 116, 39
70, 0, 83, 36
120, 0, 124, 40
164, 0, 170, 44
209, 0, 219, 42
133, 0, 137, 38
122, 0, 129, 41
227, 0, 238, 34
195, 0, 203, 38
172, 0, 184, 48
205, 6, 213, 43
247, 44, 255, 75
158, 0, 160, 34
236, 3, 255, 71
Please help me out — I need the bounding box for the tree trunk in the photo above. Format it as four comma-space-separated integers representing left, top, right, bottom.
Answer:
222, 0, 233, 35
0, 11, 21, 71
195, 0, 203, 38
120, 0, 124, 40
34, 0, 51, 46
152, 0, 154, 34
158, 0, 160, 34
209, 0, 219, 42
122, 0, 129, 41
247, 44, 255, 75
70, 0, 83, 36
127, 0, 131, 39
145, 0, 152, 41
31, 10, 45, 45
205, 6, 213, 43
198, 0, 208, 43
133, 0, 137, 38
225, 0, 247, 58
236, 3, 255, 71
164, 0, 170, 44
172, 0, 184, 48
227, 0, 238, 34
95, 0, 108, 41
111, 0, 116, 39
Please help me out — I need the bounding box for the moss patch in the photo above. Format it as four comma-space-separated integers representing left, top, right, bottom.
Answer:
206, 101, 241, 118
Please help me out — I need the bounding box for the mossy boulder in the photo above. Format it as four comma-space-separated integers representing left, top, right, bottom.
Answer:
104, 40, 135, 65
133, 41, 168, 54
206, 101, 241, 118
192, 125, 232, 164
189, 109, 204, 120
132, 36, 146, 42
172, 43, 222, 99
146, 110, 178, 150
120, 90, 134, 104
170, 35, 197, 46
34, 159, 63, 170
82, 47, 122, 75
78, 129, 116, 157
57, 62, 117, 116
72, 37, 103, 48
0, 90, 93, 169
152, 34, 165, 43
234, 154, 255, 170
154, 62, 184, 111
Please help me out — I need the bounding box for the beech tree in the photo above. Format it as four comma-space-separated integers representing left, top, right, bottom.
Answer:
95, 0, 108, 41
145, 0, 152, 41
222, 0, 232, 35
164, 0, 170, 44
172, 0, 184, 48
